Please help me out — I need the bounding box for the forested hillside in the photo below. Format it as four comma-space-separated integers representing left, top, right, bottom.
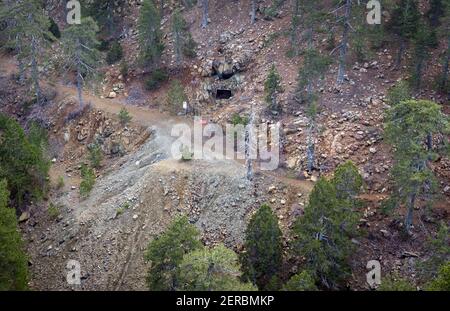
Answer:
0, 0, 448, 291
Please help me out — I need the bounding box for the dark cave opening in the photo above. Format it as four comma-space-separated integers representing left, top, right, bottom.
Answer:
216, 89, 233, 99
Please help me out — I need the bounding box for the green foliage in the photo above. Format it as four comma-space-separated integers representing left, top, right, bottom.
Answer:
79, 164, 96, 198
378, 275, 416, 291
106, 41, 123, 65
387, 81, 411, 106
426, 0, 445, 27
0, 114, 49, 206
384, 100, 449, 231
411, 25, 435, 90
48, 17, 60, 39
120, 60, 129, 78
167, 80, 187, 112
293, 162, 362, 289
145, 215, 203, 291
242, 204, 283, 290
387, 0, 421, 41
47, 202, 60, 220
85, 0, 126, 36
425, 262, 450, 291
296, 48, 331, 105
172, 8, 197, 64
62, 17, 101, 79
332, 161, 363, 201
0, 180, 28, 290
178, 244, 257, 291
118, 108, 132, 126
116, 202, 130, 217
418, 222, 450, 281
283, 270, 318, 291
88, 143, 103, 169
138, 0, 164, 68
145, 69, 169, 91
231, 113, 249, 126
56, 176, 65, 190
0, 0, 54, 103
264, 65, 282, 109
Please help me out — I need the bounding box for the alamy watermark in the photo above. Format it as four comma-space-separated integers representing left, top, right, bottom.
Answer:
366, 0, 382, 25
171, 118, 280, 171
66, 0, 81, 25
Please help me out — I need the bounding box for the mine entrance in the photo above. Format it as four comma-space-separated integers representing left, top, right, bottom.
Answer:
216, 89, 232, 99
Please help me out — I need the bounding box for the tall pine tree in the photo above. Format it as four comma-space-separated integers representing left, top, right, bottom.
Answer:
61, 17, 101, 109
241, 204, 283, 290
0, 0, 54, 104
138, 0, 164, 69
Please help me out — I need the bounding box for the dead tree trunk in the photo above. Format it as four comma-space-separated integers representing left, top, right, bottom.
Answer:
30, 36, 42, 105
337, 0, 351, 84
245, 108, 255, 181
201, 0, 209, 28
75, 39, 84, 109
251, 0, 257, 24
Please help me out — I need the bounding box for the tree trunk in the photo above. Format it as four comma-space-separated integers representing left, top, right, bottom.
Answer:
337, 0, 351, 84
30, 36, 42, 105
441, 35, 449, 92
174, 30, 181, 65
307, 122, 315, 173
160, 0, 164, 19
405, 190, 416, 233
76, 40, 84, 109
201, 0, 209, 28
251, 0, 257, 24
245, 108, 255, 181
395, 38, 405, 70
427, 133, 433, 151
290, 0, 300, 55
415, 57, 423, 90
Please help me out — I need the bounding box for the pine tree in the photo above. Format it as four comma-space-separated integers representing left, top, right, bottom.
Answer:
144, 215, 203, 291
0, 0, 54, 104
264, 64, 282, 111
241, 204, 283, 290
292, 162, 362, 289
384, 100, 449, 233
86, 0, 126, 36
0, 180, 28, 290
138, 0, 164, 69
172, 8, 197, 66
426, 0, 445, 27
411, 25, 434, 91
177, 244, 257, 291
0, 114, 49, 206
296, 49, 331, 172
283, 270, 318, 291
61, 17, 101, 109
387, 0, 421, 69
336, 0, 352, 84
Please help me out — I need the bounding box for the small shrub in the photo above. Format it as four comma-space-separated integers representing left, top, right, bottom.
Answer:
426, 262, 450, 291
56, 176, 65, 190
47, 202, 60, 219
167, 80, 187, 112
48, 18, 61, 39
88, 143, 103, 169
377, 275, 416, 291
120, 61, 129, 79
79, 164, 96, 198
283, 270, 318, 291
145, 69, 168, 91
387, 81, 411, 106
106, 41, 123, 65
231, 113, 249, 126
118, 108, 132, 126
183, 33, 197, 58
116, 202, 130, 217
